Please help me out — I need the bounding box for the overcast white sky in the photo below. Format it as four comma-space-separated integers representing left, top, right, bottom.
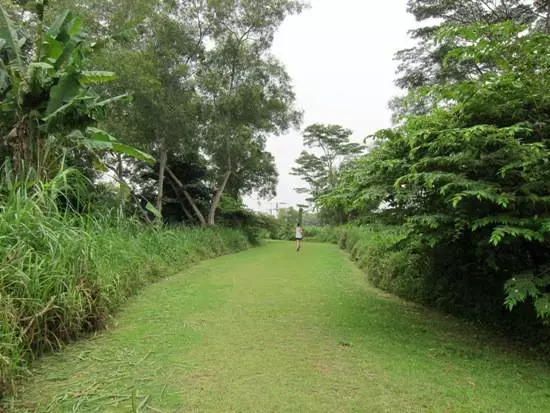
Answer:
244, 0, 416, 213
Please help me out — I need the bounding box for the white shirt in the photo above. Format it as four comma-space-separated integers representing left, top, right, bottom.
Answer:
296, 227, 303, 238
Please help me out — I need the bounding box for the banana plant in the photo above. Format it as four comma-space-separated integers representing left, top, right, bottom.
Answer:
0, 4, 153, 181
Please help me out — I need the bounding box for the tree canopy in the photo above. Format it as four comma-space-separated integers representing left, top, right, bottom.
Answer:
316, 18, 550, 325
0, 0, 306, 225
291, 124, 362, 213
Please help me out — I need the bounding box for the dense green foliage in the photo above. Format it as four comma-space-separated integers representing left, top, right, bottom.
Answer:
391, 0, 537, 118
315, 19, 550, 332
251, 207, 321, 240
1, 0, 304, 226
0, 6, 152, 180
40, 0, 305, 225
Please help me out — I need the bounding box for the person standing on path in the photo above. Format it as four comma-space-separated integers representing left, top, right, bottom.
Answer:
296, 223, 303, 251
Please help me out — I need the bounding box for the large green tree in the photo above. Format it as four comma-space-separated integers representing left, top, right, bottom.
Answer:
103, 11, 203, 216
323, 21, 550, 323
44, 0, 304, 225
396, 0, 535, 90
40, 0, 208, 219
292, 124, 362, 209
194, 0, 304, 226
391, 0, 535, 120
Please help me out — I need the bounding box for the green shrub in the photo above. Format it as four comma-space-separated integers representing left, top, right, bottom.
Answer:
310, 226, 345, 243
336, 227, 423, 298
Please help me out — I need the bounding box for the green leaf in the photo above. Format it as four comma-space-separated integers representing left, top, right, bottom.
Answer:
112, 142, 155, 165
0, 4, 23, 70
28, 62, 54, 71
490, 226, 544, 246
146, 202, 162, 220
85, 127, 118, 143
504, 274, 539, 311
85, 128, 155, 165
92, 158, 109, 172
534, 296, 550, 319
53, 38, 79, 70
43, 34, 64, 62
48, 10, 71, 38
46, 12, 86, 69
46, 73, 81, 116
66, 15, 84, 37
43, 92, 84, 122
80, 71, 118, 85
91, 93, 131, 108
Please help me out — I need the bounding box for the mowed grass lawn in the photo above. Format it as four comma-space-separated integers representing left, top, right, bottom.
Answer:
7, 242, 550, 412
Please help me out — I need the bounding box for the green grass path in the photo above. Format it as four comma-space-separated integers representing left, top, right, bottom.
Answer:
10, 242, 550, 412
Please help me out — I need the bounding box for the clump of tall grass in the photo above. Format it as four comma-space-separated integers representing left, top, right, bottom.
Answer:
0, 167, 250, 397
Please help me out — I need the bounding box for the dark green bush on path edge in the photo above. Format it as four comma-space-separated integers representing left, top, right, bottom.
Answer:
315, 226, 550, 350
0, 220, 251, 399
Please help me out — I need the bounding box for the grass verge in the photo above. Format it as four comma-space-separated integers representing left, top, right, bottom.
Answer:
6, 241, 550, 412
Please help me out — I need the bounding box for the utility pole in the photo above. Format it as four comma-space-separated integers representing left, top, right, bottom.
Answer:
275, 202, 288, 217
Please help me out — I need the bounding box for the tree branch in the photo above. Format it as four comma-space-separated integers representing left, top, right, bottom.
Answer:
166, 165, 207, 226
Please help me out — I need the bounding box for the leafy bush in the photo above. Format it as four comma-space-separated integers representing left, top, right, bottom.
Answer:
299, 225, 321, 239
311, 226, 345, 243
217, 204, 278, 245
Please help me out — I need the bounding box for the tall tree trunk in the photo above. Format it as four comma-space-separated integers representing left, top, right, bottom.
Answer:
169, 181, 195, 223
183, 189, 206, 227
207, 170, 231, 226
546, 1, 550, 34
166, 166, 207, 226
156, 143, 167, 218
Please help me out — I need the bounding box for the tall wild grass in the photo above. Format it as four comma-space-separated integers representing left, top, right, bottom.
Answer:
0, 167, 250, 397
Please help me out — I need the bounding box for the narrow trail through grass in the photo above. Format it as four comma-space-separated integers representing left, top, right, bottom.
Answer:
9, 242, 550, 412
